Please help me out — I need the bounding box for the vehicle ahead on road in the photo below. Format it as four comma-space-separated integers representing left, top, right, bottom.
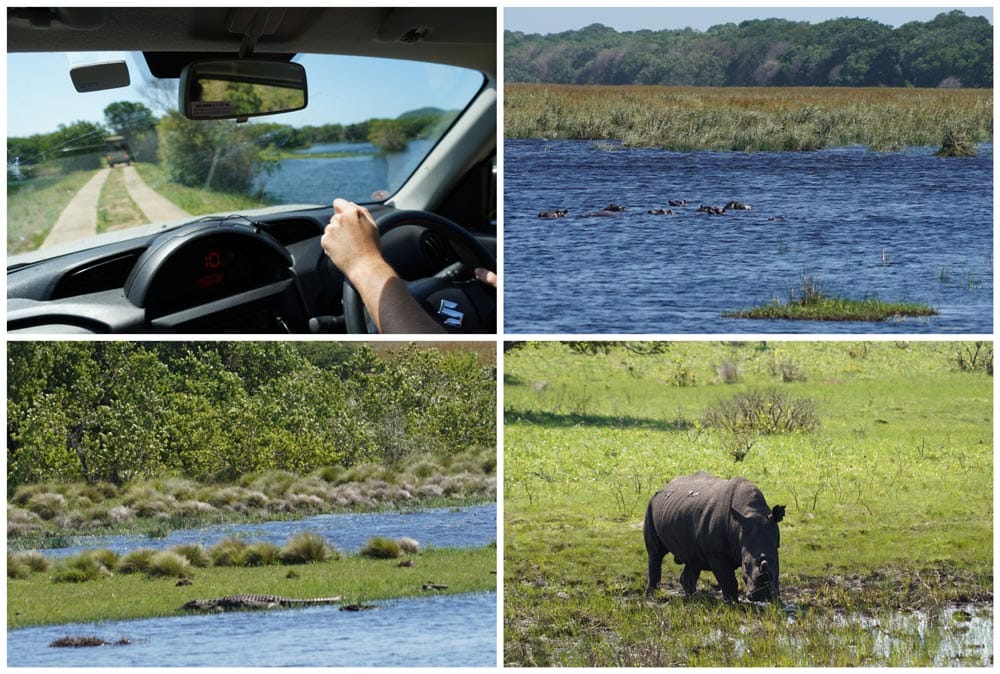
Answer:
105, 136, 131, 167
7, 7, 496, 334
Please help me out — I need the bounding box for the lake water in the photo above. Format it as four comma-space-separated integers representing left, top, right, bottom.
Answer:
7, 592, 496, 667
260, 140, 433, 205
503, 139, 993, 333
22, 503, 496, 559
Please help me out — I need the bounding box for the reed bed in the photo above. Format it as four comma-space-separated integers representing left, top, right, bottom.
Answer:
505, 84, 993, 152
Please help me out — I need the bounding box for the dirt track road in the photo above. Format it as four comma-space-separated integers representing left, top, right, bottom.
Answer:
42, 166, 191, 248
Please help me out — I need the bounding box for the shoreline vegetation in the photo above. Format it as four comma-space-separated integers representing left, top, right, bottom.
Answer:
504, 84, 993, 153
7, 449, 496, 550
9, 544, 496, 628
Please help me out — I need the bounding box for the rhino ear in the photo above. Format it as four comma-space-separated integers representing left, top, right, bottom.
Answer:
771, 505, 786, 523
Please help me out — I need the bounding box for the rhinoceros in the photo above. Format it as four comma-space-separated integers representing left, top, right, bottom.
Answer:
643, 471, 785, 602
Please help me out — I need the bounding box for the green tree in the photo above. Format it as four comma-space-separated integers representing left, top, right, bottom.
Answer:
157, 112, 275, 192
103, 101, 156, 135
368, 118, 408, 152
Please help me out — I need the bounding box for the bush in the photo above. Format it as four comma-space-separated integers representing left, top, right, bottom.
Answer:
8, 550, 51, 578
279, 532, 336, 565
244, 542, 282, 567
117, 548, 157, 574
157, 112, 273, 193
146, 551, 192, 578
702, 387, 820, 435
209, 537, 249, 567
7, 552, 31, 579
87, 548, 120, 570
953, 342, 993, 374
170, 543, 211, 568
360, 536, 401, 559
53, 553, 107, 583
769, 357, 806, 382
25, 492, 67, 520
715, 360, 741, 384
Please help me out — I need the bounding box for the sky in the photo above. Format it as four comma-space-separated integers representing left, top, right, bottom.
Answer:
504, 6, 993, 36
6, 51, 484, 138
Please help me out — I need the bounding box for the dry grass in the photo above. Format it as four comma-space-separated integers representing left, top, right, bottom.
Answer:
505, 84, 993, 151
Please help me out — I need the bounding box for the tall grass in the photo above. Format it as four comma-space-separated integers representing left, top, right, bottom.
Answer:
505, 84, 993, 152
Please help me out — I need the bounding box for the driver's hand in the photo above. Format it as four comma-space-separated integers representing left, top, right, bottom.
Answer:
322, 198, 383, 279
474, 268, 498, 288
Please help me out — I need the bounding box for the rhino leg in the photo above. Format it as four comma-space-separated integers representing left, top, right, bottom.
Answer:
643, 503, 666, 596
708, 554, 739, 601
680, 564, 701, 595
646, 552, 664, 596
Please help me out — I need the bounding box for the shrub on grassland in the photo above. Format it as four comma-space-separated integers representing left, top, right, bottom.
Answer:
279, 532, 337, 565
360, 536, 401, 559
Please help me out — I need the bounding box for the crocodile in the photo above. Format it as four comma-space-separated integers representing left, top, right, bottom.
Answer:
181, 594, 342, 612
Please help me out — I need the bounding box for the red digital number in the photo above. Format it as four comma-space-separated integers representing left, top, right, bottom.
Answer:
204, 250, 222, 270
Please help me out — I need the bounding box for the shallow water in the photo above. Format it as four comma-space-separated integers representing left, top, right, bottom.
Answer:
504, 140, 993, 333
25, 503, 495, 559
7, 592, 496, 667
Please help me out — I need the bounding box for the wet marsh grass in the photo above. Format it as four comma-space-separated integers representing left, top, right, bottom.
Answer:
505, 84, 993, 152
8, 545, 495, 628
504, 342, 992, 666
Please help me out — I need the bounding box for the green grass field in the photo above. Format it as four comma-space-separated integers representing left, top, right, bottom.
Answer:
503, 341, 992, 666
9, 545, 495, 628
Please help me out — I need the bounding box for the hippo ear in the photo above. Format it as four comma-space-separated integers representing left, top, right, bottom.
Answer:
771, 505, 786, 523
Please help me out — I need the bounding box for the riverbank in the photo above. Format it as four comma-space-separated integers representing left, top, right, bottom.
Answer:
9, 454, 497, 550
504, 84, 992, 152
9, 545, 495, 628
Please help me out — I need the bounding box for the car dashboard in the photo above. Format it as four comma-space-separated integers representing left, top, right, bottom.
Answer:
7, 207, 496, 334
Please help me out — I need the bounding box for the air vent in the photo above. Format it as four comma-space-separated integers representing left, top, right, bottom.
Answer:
421, 232, 457, 268
51, 251, 143, 299
259, 218, 323, 245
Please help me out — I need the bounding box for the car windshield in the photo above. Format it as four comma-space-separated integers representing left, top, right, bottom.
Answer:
6, 51, 485, 256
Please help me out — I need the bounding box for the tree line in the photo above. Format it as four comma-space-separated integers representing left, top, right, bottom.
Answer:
7, 103, 454, 193
7, 343, 495, 490
505, 10, 992, 88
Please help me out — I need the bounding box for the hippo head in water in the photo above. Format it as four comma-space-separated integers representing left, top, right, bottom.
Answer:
734, 503, 784, 601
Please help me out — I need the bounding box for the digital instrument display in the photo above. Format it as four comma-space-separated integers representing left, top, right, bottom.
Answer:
142, 233, 289, 316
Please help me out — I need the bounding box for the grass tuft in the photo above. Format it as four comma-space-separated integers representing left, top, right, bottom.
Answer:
279, 532, 337, 565
146, 551, 192, 578
359, 536, 402, 559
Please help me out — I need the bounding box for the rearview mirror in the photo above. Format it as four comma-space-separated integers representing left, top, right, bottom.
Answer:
179, 59, 307, 121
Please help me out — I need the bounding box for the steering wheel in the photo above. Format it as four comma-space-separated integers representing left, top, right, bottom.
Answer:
342, 210, 497, 333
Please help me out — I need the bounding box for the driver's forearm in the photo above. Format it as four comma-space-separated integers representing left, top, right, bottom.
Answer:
350, 260, 444, 334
